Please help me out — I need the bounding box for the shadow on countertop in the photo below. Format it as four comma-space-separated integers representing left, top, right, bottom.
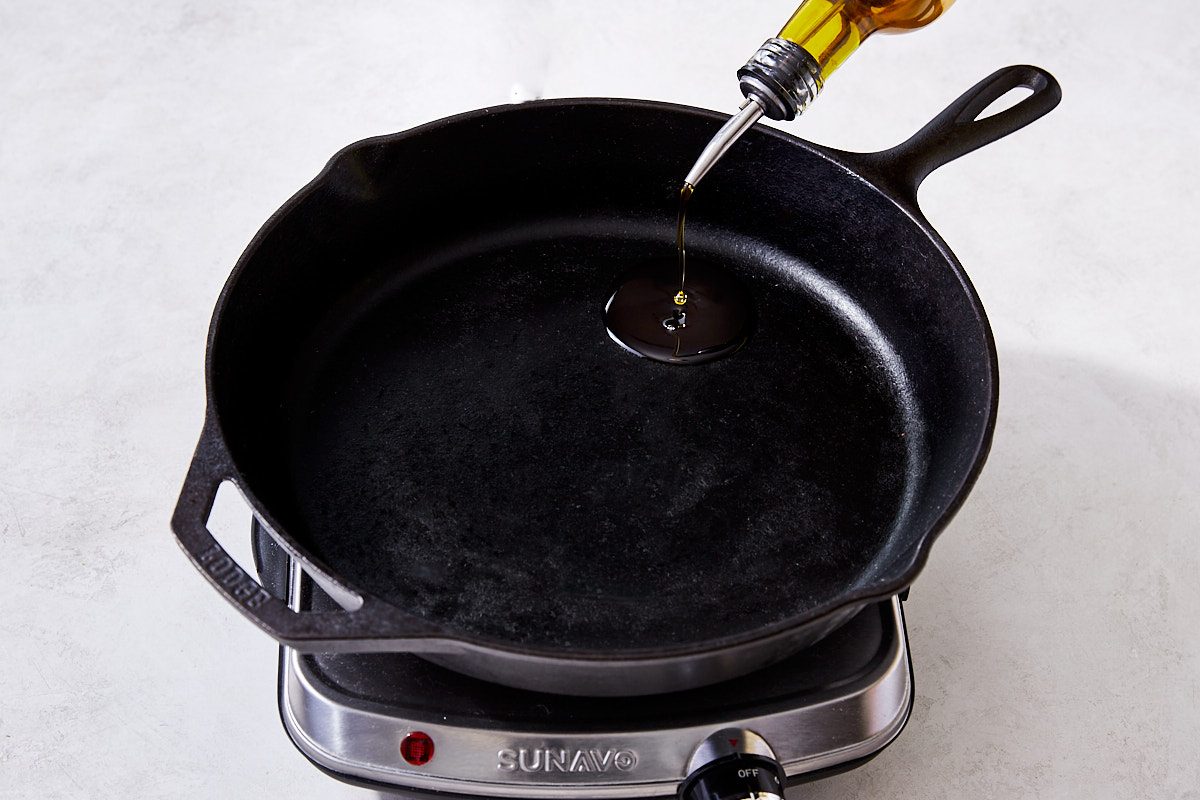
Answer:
365, 350, 1200, 800
805, 349, 1200, 798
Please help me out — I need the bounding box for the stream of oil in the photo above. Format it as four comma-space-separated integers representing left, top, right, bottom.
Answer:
604, 182, 752, 365
675, 181, 693, 304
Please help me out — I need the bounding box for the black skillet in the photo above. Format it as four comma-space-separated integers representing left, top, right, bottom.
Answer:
172, 65, 1060, 696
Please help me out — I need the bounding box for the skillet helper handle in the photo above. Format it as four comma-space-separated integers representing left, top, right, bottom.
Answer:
171, 420, 431, 650
172, 425, 300, 636
873, 64, 1062, 199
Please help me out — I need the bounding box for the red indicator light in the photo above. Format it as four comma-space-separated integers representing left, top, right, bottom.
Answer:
400, 731, 435, 766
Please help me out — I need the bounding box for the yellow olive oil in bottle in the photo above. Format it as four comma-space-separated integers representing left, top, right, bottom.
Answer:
779, 0, 956, 83
605, 0, 957, 365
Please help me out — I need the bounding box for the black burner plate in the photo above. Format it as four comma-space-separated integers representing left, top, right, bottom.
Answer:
254, 523, 896, 730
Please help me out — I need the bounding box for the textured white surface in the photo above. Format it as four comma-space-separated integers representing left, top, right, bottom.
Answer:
1, 1, 1197, 797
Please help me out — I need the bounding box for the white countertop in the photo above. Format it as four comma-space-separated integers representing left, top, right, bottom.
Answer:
2, 1, 1197, 797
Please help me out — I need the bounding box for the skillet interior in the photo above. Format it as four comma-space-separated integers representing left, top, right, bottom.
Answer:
209, 101, 993, 654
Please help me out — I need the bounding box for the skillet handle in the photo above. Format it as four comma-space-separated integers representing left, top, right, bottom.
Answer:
171, 418, 443, 650
866, 65, 1062, 200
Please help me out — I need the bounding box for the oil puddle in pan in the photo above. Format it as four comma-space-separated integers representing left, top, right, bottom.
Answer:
604, 183, 753, 365
604, 256, 752, 365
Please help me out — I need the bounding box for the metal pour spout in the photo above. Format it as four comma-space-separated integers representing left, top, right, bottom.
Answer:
683, 98, 766, 189
682, 38, 824, 189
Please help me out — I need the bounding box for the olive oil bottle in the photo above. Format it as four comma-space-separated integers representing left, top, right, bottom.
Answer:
779, 0, 956, 84
688, 0, 959, 187
605, 0, 957, 365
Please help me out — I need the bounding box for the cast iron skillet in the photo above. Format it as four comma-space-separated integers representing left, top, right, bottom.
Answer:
172, 65, 1060, 696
